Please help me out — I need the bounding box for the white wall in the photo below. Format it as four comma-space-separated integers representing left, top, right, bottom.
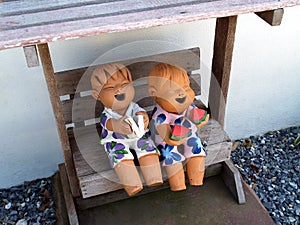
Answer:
0, 20, 215, 188
1, 6, 299, 188
225, 6, 300, 139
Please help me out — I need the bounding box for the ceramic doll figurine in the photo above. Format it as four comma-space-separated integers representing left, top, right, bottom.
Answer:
148, 63, 209, 191
91, 63, 163, 196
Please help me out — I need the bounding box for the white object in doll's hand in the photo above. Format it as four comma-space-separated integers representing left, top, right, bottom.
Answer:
125, 115, 145, 138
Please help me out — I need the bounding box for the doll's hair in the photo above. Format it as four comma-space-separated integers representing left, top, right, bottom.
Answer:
90, 63, 132, 100
148, 63, 190, 92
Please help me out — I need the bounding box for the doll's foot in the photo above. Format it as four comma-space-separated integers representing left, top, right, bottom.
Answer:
114, 160, 143, 196
139, 154, 163, 187
165, 163, 186, 191
186, 156, 205, 186
124, 185, 143, 196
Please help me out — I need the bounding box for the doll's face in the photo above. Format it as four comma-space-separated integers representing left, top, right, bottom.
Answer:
152, 78, 195, 114
98, 72, 134, 112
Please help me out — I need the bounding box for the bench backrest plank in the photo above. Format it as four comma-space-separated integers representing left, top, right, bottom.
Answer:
56, 48, 201, 127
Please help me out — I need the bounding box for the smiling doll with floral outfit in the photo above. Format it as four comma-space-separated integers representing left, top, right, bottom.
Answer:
148, 63, 209, 191
91, 63, 162, 196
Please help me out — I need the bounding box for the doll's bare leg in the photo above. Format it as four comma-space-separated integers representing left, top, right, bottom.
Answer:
139, 154, 163, 187
186, 156, 205, 186
165, 162, 186, 191
114, 160, 143, 196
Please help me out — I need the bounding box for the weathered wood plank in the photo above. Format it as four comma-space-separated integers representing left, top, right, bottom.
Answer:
59, 164, 79, 225
2, 0, 205, 26
76, 140, 231, 198
71, 119, 231, 198
1, 0, 299, 50
209, 16, 237, 127
221, 160, 246, 204
61, 73, 201, 124
76, 162, 223, 210
55, 48, 200, 96
37, 43, 81, 197
71, 118, 230, 177
255, 8, 284, 26
23, 45, 39, 67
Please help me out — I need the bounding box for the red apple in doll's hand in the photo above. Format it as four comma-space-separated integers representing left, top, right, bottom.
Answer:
106, 116, 132, 135
136, 111, 149, 129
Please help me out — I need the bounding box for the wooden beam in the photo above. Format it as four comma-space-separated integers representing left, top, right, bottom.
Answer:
23, 45, 39, 67
221, 160, 246, 204
76, 163, 223, 210
255, 8, 284, 26
209, 16, 237, 127
37, 43, 81, 197
59, 164, 79, 225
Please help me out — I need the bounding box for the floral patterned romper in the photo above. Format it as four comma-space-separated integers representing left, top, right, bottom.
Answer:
150, 104, 206, 166
100, 102, 159, 168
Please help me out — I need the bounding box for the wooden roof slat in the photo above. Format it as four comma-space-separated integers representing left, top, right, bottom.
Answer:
1, 0, 299, 50
1, 0, 117, 15
1, 0, 201, 29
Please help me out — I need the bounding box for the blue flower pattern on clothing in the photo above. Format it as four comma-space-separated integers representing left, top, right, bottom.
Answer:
156, 113, 166, 124
182, 119, 191, 128
187, 137, 205, 154
151, 106, 158, 117
112, 132, 126, 139
137, 131, 158, 153
101, 129, 108, 140
174, 116, 191, 128
105, 141, 128, 167
158, 144, 182, 165
100, 113, 108, 127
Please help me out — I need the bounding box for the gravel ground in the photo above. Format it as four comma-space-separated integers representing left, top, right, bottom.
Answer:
0, 178, 56, 225
231, 126, 300, 225
0, 126, 299, 225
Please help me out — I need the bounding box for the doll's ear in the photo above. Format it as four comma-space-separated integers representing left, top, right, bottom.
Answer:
148, 86, 157, 98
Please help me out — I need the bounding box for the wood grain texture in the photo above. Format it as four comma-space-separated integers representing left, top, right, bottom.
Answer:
76, 162, 223, 210
23, 45, 39, 67
59, 164, 79, 225
61, 73, 201, 124
255, 8, 284, 26
70, 119, 232, 198
37, 43, 81, 197
55, 48, 200, 96
209, 16, 237, 127
1, 0, 299, 50
221, 160, 246, 204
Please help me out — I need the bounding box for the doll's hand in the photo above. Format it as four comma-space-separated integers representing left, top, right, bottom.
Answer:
106, 116, 132, 135
156, 124, 188, 146
136, 111, 149, 129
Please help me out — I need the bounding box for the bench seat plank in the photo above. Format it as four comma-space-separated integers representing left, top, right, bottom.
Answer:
70, 119, 232, 198
1, 0, 299, 50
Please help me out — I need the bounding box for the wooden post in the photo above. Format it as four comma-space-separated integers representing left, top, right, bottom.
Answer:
37, 43, 81, 197
59, 164, 79, 225
209, 16, 237, 127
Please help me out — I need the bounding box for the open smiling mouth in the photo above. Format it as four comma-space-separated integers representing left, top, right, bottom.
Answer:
114, 93, 125, 101
175, 96, 186, 103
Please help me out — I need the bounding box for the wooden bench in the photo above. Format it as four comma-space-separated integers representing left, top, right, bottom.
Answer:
2, 0, 299, 224
55, 47, 233, 199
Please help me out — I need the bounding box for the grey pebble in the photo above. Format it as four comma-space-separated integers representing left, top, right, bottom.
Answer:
231, 125, 300, 225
